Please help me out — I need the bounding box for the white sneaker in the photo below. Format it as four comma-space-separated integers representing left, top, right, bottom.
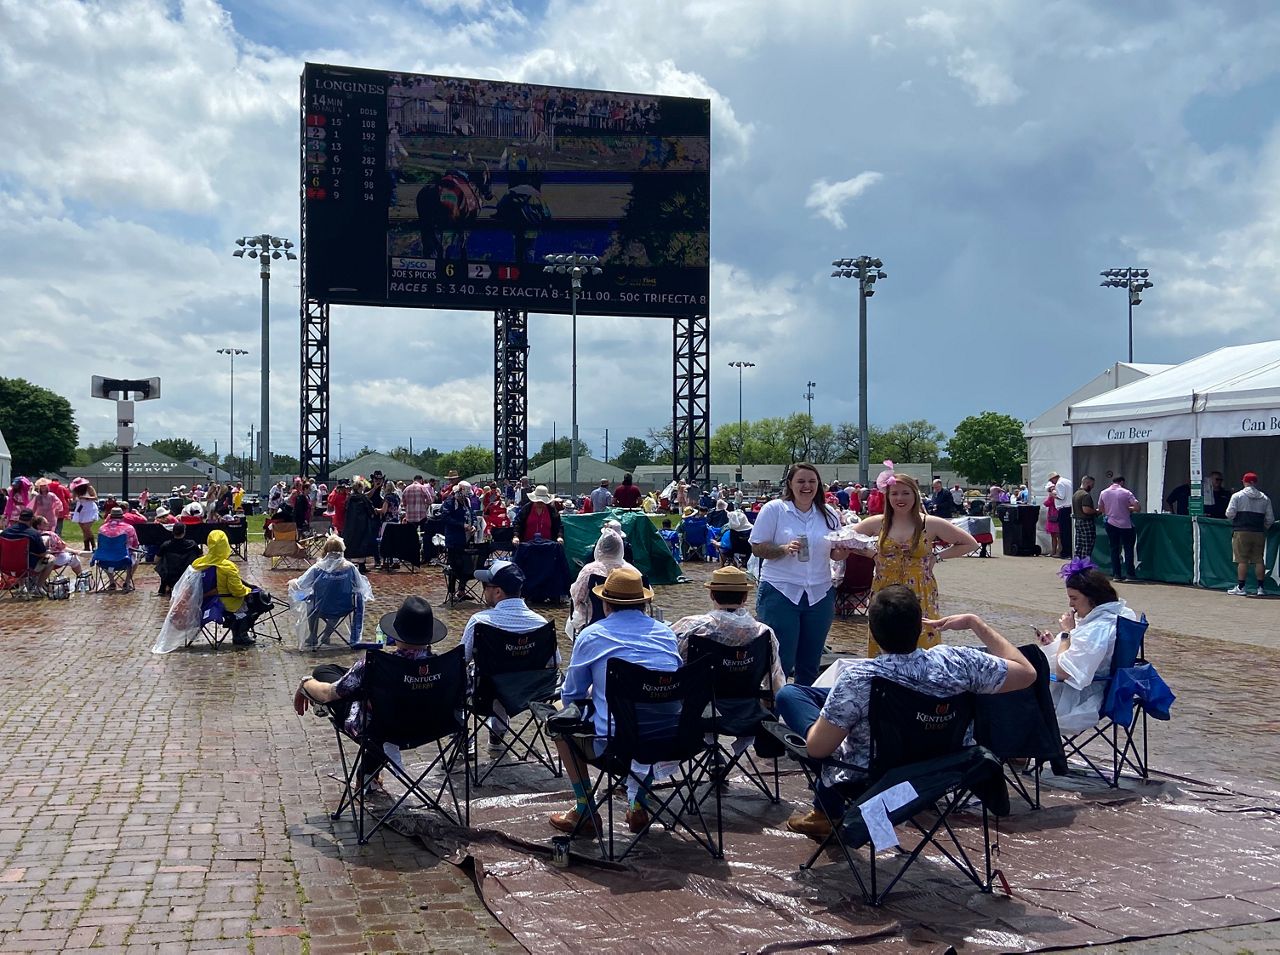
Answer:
1227, 585, 1247, 595
1255, 587, 1266, 597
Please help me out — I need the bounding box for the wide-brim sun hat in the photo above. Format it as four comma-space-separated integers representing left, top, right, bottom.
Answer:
379, 595, 448, 645
529, 485, 553, 503
591, 566, 653, 606
705, 566, 752, 592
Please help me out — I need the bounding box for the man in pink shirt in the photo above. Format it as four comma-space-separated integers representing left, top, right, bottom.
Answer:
1097, 475, 1140, 580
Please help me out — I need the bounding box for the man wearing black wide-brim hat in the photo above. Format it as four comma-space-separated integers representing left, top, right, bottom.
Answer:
293, 596, 449, 786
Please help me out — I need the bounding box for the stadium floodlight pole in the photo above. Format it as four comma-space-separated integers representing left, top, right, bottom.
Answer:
803, 380, 816, 460
728, 361, 756, 486
234, 234, 296, 498
1100, 268, 1154, 363
543, 253, 602, 491
216, 348, 249, 481
831, 256, 887, 486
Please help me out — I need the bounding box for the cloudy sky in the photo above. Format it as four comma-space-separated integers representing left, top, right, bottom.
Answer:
3, 0, 1280, 467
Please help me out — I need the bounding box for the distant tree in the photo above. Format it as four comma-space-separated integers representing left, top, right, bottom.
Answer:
610, 436, 654, 472
879, 419, 946, 463
947, 412, 1026, 485
270, 453, 301, 475
435, 444, 495, 479
151, 437, 205, 462
0, 378, 79, 475
645, 425, 674, 466
74, 439, 119, 467
528, 436, 591, 471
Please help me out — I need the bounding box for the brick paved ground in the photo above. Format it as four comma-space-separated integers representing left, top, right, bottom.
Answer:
0, 545, 1277, 953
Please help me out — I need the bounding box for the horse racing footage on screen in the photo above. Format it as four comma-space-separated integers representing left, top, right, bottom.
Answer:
301, 64, 710, 319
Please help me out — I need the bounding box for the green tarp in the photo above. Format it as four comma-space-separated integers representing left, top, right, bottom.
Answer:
1088, 513, 1278, 593
561, 509, 683, 585
1197, 517, 1280, 594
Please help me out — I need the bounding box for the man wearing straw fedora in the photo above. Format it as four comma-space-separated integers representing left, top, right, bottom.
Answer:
547, 566, 680, 836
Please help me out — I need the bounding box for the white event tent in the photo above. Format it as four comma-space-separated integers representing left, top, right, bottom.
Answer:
1067, 340, 1280, 508
1025, 362, 1169, 501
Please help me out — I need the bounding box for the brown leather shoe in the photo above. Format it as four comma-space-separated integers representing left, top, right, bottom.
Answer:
786, 808, 833, 839
625, 805, 650, 834
548, 808, 601, 837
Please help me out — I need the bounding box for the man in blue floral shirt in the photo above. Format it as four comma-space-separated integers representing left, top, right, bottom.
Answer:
775, 584, 1035, 837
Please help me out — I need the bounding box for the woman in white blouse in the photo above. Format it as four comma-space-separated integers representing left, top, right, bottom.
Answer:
749, 464, 853, 686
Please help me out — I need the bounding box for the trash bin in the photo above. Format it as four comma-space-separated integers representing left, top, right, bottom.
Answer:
998, 504, 1040, 556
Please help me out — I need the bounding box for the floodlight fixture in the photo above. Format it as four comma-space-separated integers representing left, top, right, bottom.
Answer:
1100, 266, 1155, 362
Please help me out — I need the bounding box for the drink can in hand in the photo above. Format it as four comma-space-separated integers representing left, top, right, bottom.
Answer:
796, 534, 810, 562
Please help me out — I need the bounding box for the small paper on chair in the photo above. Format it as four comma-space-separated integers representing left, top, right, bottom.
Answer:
858, 781, 918, 852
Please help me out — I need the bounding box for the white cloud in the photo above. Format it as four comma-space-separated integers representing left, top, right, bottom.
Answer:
946, 48, 1023, 106
804, 173, 884, 230
906, 8, 961, 44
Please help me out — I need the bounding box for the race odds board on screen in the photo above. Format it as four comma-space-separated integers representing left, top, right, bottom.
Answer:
301, 63, 711, 319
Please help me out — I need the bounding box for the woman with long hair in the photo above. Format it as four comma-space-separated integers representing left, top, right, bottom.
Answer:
853, 462, 978, 656
749, 463, 853, 685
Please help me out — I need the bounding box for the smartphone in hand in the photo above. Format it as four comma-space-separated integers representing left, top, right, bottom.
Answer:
1031, 625, 1054, 646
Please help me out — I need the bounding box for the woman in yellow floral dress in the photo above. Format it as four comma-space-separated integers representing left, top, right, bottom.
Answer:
853, 465, 978, 655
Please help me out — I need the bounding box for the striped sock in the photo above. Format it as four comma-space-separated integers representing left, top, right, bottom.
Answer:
571, 780, 591, 815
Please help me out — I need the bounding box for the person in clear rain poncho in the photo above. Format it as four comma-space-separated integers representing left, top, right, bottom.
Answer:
287, 535, 374, 649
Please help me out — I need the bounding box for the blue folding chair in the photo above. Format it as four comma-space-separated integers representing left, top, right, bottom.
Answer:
90, 533, 134, 592
1061, 614, 1171, 786
303, 568, 365, 649
681, 516, 709, 561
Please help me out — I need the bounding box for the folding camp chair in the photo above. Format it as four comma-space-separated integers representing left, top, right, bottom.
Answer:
487, 525, 516, 561
681, 516, 709, 561
223, 521, 249, 561
470, 621, 561, 785
974, 645, 1066, 808
378, 523, 423, 573
766, 677, 1008, 906
445, 546, 485, 604
194, 566, 233, 649
133, 522, 171, 562
263, 522, 312, 570
834, 554, 874, 618
686, 634, 781, 851
90, 533, 135, 592
0, 536, 38, 599
328, 645, 471, 844
1060, 614, 1164, 787
302, 568, 365, 649
533, 656, 720, 862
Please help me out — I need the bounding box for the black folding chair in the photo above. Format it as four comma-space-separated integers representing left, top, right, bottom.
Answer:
445, 545, 489, 605
222, 521, 249, 561
1060, 614, 1152, 786
686, 633, 781, 830
487, 525, 516, 561
535, 656, 720, 862
767, 678, 1008, 906
134, 522, 171, 561
470, 621, 561, 785
379, 523, 423, 572
328, 645, 470, 844
974, 644, 1066, 808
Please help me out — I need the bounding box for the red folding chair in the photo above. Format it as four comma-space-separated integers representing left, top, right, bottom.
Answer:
835, 553, 874, 617
0, 536, 37, 598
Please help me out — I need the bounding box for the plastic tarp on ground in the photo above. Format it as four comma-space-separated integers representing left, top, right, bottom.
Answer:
382, 754, 1280, 954
561, 509, 682, 585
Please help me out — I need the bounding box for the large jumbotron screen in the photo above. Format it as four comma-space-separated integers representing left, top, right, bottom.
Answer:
301, 63, 710, 318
